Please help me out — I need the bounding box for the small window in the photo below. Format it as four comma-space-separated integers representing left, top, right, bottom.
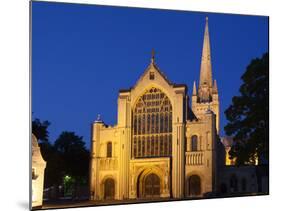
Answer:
32, 168, 37, 180
191, 135, 198, 151
107, 142, 112, 157
149, 72, 155, 80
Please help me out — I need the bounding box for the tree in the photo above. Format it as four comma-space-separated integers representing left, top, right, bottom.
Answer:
224, 53, 269, 165
41, 142, 64, 194
32, 118, 90, 198
32, 118, 63, 197
32, 118, 50, 142
54, 131, 90, 198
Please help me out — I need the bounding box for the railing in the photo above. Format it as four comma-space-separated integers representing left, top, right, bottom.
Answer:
98, 157, 118, 170
186, 151, 204, 165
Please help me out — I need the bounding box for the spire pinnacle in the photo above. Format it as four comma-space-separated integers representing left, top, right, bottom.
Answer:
193, 81, 197, 95
213, 79, 218, 93
199, 16, 213, 88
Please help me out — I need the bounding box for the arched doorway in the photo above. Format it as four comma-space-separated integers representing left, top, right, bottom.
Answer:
104, 178, 115, 200
143, 173, 160, 198
189, 175, 201, 196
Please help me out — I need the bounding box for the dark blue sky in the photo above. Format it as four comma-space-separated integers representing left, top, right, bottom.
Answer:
32, 1, 268, 148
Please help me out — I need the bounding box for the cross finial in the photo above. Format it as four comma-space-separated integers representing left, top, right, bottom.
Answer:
151, 49, 155, 64
95, 114, 102, 123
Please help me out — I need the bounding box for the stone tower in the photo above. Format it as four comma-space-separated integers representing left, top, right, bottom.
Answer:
192, 17, 220, 134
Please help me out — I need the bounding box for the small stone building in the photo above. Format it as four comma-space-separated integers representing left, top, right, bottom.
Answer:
31, 134, 46, 208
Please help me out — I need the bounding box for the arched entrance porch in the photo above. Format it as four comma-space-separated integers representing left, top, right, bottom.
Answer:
137, 171, 162, 199
188, 175, 201, 196
104, 178, 115, 200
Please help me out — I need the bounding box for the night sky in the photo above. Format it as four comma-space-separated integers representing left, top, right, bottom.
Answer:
32, 1, 268, 148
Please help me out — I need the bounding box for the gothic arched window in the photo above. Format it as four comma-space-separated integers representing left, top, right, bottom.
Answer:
132, 87, 172, 158
107, 142, 112, 158
191, 135, 198, 151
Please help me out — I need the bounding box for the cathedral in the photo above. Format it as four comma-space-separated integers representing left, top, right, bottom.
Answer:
89, 18, 265, 201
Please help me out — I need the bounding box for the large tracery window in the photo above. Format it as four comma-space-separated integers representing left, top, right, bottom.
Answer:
132, 87, 172, 158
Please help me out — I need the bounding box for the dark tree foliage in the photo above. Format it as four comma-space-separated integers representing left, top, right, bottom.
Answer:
54, 131, 90, 197
224, 53, 269, 165
32, 118, 63, 193
32, 118, 50, 142
40, 142, 64, 190
32, 118, 89, 198
54, 131, 89, 177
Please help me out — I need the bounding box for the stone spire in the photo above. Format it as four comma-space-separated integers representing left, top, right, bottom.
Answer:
192, 81, 197, 95
199, 17, 213, 88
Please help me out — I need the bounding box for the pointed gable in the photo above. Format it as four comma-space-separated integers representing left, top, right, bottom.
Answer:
133, 54, 173, 90
124, 50, 187, 108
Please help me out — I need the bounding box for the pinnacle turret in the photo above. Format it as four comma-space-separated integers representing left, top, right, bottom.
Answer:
192, 81, 197, 96
213, 79, 218, 94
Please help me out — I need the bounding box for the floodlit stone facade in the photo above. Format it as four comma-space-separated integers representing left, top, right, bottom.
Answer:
89, 18, 266, 201
31, 134, 46, 208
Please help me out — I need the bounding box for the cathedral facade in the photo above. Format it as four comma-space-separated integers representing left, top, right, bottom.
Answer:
89, 18, 221, 200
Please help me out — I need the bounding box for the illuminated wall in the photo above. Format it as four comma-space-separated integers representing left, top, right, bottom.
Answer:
31, 134, 46, 208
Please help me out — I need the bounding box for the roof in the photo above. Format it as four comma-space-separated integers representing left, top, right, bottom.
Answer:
119, 57, 188, 95
32, 134, 46, 166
